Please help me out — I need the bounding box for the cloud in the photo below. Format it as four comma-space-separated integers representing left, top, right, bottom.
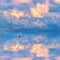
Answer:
10, 9, 25, 18
30, 1, 49, 18
11, 43, 25, 51
2, 10, 29, 25
0, 55, 10, 60
45, 42, 60, 49
0, 0, 7, 5
32, 35, 46, 42
12, 57, 32, 60
12, 0, 32, 5
55, 0, 60, 3
2, 10, 47, 28
56, 56, 60, 60
30, 44, 49, 57
32, 19, 46, 27
3, 9, 25, 19
3, 42, 25, 52
0, 0, 32, 6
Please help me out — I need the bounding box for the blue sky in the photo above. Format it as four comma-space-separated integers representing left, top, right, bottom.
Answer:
0, 0, 60, 60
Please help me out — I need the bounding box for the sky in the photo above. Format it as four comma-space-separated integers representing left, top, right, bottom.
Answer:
0, 0, 60, 60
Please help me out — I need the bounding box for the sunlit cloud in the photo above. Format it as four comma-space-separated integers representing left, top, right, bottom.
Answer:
55, 0, 60, 3
3, 42, 25, 52
3, 9, 25, 19
11, 43, 25, 51
30, 0, 49, 18
12, 57, 32, 60
11, 9, 25, 18
3, 10, 29, 24
30, 44, 49, 57
0, 0, 32, 6
12, 0, 32, 5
